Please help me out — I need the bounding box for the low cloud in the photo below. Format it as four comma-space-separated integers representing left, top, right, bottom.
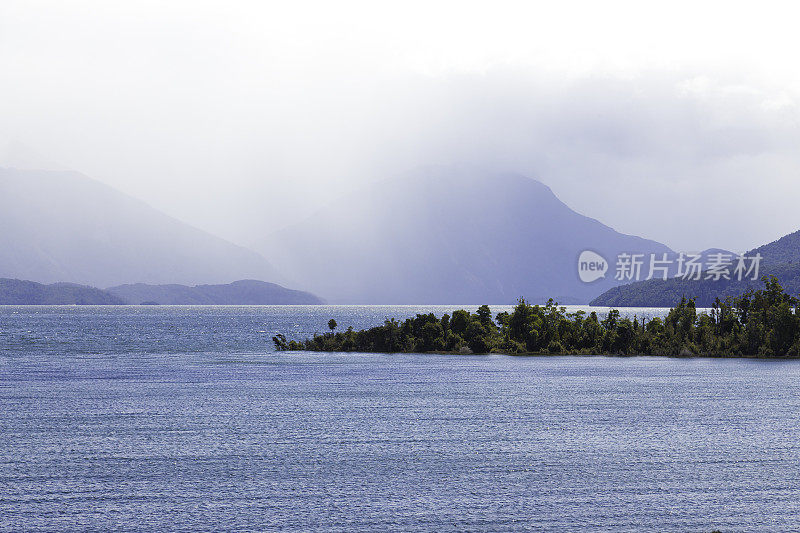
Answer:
2, 2, 799, 253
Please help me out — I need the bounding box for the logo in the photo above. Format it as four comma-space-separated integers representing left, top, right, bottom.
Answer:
577, 250, 762, 283
578, 250, 608, 283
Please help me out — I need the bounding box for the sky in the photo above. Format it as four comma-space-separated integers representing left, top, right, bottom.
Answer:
2, 0, 800, 253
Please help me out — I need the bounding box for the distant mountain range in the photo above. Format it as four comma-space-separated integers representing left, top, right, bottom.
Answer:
0, 278, 323, 305
9, 164, 777, 306
0, 279, 126, 305
0, 167, 283, 287
258, 166, 674, 303
591, 230, 800, 307
108, 280, 324, 305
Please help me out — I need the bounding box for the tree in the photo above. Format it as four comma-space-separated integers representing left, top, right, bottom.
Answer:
450, 309, 471, 334
476, 305, 494, 328
328, 319, 337, 333
272, 333, 288, 350
465, 320, 490, 353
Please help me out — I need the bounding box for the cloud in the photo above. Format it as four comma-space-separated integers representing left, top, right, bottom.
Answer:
2, 1, 800, 253
357, 71, 800, 253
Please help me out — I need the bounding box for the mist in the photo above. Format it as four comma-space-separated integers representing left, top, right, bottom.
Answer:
2, 0, 800, 253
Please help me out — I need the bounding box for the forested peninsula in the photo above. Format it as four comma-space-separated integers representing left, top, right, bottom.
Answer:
274, 277, 800, 357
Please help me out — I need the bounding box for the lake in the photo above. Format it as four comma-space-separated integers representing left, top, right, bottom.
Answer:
2, 305, 799, 531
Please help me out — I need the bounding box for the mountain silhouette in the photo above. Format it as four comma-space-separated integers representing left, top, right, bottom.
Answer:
259, 166, 673, 303
0, 167, 284, 288
591, 229, 800, 307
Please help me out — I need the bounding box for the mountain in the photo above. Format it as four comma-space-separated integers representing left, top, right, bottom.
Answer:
108, 280, 324, 305
749, 230, 800, 265
0, 167, 284, 288
591, 230, 800, 307
257, 166, 673, 304
0, 278, 324, 305
0, 278, 125, 304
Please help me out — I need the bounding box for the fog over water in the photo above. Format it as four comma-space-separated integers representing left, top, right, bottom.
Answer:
2, 1, 800, 253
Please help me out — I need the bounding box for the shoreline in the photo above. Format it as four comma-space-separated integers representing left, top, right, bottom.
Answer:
283, 349, 800, 360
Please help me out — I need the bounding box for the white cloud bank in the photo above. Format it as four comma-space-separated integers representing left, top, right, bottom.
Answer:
1, 0, 800, 251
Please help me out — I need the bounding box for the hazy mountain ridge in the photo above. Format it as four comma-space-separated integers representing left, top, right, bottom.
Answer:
259, 166, 674, 304
0, 167, 285, 288
0, 278, 126, 304
0, 278, 323, 305
108, 280, 324, 305
591, 230, 800, 306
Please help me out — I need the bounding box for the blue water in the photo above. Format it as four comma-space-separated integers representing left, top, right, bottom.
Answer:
2, 305, 799, 532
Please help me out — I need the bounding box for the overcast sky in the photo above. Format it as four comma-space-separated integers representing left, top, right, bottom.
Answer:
2, 0, 800, 252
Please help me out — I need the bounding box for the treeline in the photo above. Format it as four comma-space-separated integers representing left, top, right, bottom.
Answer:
273, 277, 800, 357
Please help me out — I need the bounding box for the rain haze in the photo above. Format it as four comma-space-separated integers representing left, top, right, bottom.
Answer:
2, 0, 800, 255
9, 7, 800, 532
